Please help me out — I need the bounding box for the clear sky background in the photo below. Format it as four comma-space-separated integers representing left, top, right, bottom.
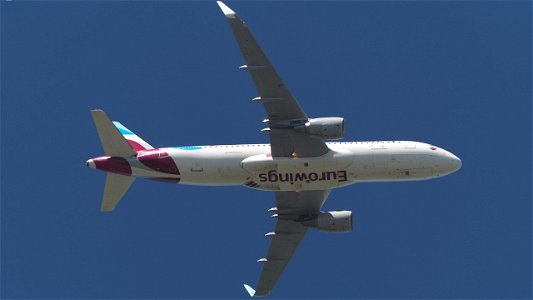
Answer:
1, 1, 531, 299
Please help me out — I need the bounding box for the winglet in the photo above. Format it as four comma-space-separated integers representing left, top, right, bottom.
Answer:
243, 284, 256, 297
216, 1, 236, 18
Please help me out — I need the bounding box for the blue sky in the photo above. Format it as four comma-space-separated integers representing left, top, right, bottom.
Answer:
1, 1, 531, 299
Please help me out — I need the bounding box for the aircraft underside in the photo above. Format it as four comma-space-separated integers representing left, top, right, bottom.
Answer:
85, 1, 461, 297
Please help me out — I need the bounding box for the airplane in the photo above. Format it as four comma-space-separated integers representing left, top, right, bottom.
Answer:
86, 1, 462, 297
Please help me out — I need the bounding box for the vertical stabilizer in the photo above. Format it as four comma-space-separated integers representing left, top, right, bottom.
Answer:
91, 110, 136, 157
101, 173, 135, 212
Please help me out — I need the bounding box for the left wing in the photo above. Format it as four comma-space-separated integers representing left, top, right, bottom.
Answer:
248, 190, 331, 297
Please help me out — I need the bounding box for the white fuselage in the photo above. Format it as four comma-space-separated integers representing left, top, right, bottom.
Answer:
126, 141, 462, 191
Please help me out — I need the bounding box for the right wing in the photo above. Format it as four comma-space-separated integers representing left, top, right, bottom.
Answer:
216, 1, 306, 121
217, 2, 329, 158
251, 190, 331, 297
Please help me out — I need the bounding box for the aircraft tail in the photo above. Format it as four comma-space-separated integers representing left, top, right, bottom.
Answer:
91, 109, 153, 156
89, 109, 150, 211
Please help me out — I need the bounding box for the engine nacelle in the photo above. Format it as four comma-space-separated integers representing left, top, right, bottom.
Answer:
314, 210, 353, 233
294, 117, 345, 140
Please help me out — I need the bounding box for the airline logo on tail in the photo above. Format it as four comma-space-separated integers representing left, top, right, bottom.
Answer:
112, 121, 153, 152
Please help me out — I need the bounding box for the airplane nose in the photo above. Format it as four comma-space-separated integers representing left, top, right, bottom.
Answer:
86, 159, 95, 168
446, 152, 462, 173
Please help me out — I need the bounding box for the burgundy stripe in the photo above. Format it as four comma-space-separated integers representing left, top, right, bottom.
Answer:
137, 149, 180, 175
92, 156, 132, 175
127, 139, 147, 152
148, 178, 181, 184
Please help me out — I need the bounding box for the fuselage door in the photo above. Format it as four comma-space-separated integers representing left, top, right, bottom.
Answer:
405, 142, 417, 149
191, 161, 204, 172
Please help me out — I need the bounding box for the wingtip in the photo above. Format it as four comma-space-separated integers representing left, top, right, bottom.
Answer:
216, 1, 236, 18
243, 284, 256, 297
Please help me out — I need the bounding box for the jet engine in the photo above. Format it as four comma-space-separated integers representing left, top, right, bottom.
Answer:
304, 210, 353, 233
294, 117, 345, 140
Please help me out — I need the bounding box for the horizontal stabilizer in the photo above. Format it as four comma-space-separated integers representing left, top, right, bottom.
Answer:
243, 284, 256, 297
101, 173, 135, 212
